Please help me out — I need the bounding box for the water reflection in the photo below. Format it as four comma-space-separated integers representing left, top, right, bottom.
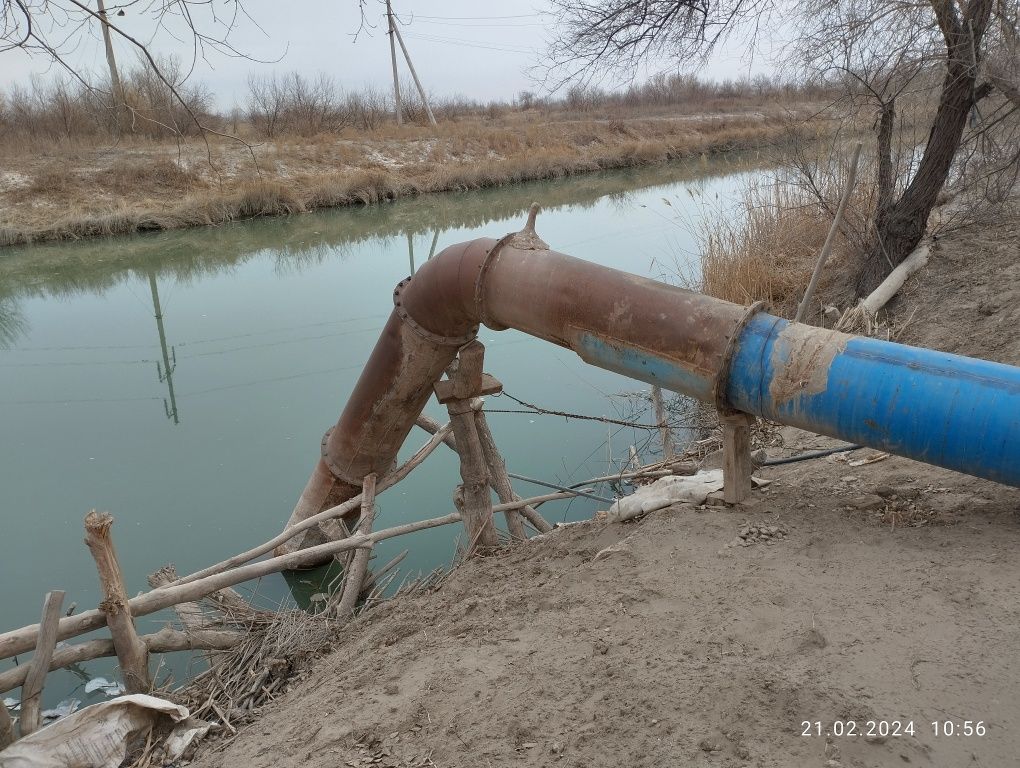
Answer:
0, 153, 764, 302
0, 297, 27, 349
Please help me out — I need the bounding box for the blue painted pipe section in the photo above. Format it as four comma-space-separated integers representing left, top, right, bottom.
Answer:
726, 313, 1020, 487
568, 309, 1020, 488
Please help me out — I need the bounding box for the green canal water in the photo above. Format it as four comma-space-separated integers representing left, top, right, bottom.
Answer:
0, 153, 769, 709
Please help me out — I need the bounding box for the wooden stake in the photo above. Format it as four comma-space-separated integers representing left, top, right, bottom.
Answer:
651, 385, 674, 459
473, 407, 528, 540
18, 590, 65, 736
795, 142, 863, 324
84, 511, 150, 693
386, 0, 402, 126
721, 412, 756, 503
332, 473, 378, 618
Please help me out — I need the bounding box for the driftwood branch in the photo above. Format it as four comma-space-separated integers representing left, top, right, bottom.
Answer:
173, 424, 453, 588
836, 243, 930, 332
795, 142, 864, 324
0, 490, 581, 662
332, 473, 378, 618
0, 626, 242, 695
84, 511, 151, 694
18, 590, 65, 736
360, 549, 409, 598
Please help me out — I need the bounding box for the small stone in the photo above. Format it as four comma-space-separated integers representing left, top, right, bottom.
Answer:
698, 738, 721, 752
850, 494, 885, 512
550, 741, 563, 754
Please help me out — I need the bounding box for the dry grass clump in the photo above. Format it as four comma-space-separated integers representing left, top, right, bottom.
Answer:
693, 159, 872, 316
98, 158, 200, 193
1, 110, 815, 247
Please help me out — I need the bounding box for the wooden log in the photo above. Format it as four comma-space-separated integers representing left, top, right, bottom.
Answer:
0, 492, 573, 662
721, 412, 756, 503
332, 474, 378, 617
0, 697, 12, 749
473, 408, 528, 540
650, 385, 674, 459
859, 243, 930, 316
84, 511, 150, 693
176, 423, 452, 587
18, 590, 65, 736
446, 399, 499, 551
0, 627, 242, 695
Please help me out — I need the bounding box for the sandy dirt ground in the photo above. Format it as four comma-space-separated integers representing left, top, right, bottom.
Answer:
186, 210, 1020, 768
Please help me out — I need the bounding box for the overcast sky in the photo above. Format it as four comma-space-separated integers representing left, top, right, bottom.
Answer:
1, 1, 773, 106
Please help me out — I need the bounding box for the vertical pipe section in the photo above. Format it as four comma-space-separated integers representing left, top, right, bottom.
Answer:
725, 313, 1020, 487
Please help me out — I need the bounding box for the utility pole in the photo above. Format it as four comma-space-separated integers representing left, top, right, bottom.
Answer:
96, 0, 123, 104
386, 0, 403, 126
390, 17, 438, 126
148, 271, 180, 425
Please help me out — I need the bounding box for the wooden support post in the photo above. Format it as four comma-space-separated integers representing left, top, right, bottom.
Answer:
84, 511, 150, 693
448, 400, 500, 551
333, 473, 379, 617
473, 406, 529, 541
0, 696, 13, 749
18, 590, 65, 737
651, 385, 674, 459
721, 412, 756, 504
436, 341, 500, 553
417, 410, 553, 533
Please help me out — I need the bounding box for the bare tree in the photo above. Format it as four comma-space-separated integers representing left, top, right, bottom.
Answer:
544, 0, 1019, 294
1, 0, 269, 161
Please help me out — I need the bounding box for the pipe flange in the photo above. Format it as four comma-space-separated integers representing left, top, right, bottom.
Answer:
320, 426, 345, 480
713, 300, 767, 413
393, 277, 479, 347
473, 235, 513, 331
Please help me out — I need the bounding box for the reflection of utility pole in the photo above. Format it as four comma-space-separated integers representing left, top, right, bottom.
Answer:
407, 233, 415, 275
427, 230, 440, 260
148, 271, 180, 425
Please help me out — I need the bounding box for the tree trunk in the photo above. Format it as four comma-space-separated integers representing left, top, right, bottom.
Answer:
858, 0, 993, 294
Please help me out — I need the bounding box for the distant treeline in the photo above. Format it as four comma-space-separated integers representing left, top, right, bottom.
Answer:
0, 62, 833, 143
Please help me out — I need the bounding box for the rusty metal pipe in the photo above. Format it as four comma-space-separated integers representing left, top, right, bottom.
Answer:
278, 236, 752, 554
280, 234, 1020, 557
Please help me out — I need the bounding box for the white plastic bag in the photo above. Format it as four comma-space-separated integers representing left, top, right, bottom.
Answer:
605, 469, 725, 522
0, 694, 208, 768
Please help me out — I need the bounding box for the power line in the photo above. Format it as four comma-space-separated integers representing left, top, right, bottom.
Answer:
414, 19, 543, 27
6, 314, 388, 353
404, 33, 536, 55
413, 14, 542, 20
